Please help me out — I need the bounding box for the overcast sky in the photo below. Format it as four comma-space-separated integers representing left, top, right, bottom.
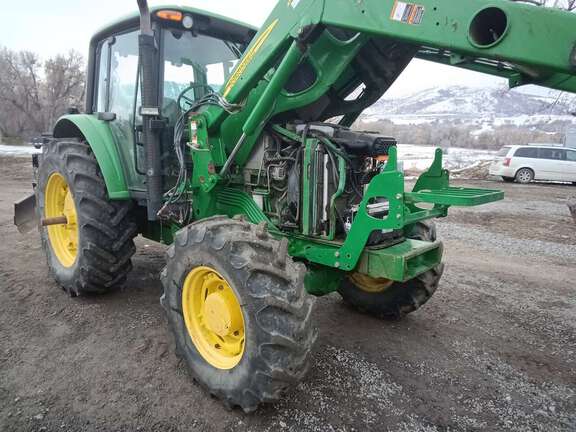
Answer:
0, 0, 508, 97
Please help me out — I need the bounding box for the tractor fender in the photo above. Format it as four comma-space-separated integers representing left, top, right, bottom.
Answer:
53, 115, 129, 200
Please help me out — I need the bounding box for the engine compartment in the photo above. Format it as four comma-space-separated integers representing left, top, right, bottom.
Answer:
242, 123, 402, 245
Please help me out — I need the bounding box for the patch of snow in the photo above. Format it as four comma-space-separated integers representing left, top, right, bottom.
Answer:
0, 144, 38, 157
397, 144, 496, 172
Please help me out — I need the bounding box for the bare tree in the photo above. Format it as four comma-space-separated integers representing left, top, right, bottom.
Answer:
0, 48, 43, 138
0, 47, 85, 141
44, 52, 85, 127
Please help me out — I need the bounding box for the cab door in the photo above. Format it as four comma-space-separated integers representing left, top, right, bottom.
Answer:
94, 29, 147, 193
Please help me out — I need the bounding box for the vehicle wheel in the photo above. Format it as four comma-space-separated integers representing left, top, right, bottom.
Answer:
338, 221, 444, 319
502, 176, 515, 183
515, 168, 534, 184
36, 139, 137, 296
161, 216, 316, 412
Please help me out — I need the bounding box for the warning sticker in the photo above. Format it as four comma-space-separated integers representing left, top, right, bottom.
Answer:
390, 1, 425, 25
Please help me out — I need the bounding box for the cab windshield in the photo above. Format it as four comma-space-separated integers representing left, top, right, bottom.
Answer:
162, 29, 240, 121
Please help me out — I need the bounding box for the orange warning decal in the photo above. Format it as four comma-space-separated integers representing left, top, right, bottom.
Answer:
390, 1, 425, 25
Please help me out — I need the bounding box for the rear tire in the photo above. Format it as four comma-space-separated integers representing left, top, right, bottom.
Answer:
515, 168, 534, 184
36, 139, 137, 296
338, 221, 444, 319
161, 217, 316, 412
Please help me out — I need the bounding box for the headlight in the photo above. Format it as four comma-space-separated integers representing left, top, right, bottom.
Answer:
182, 15, 194, 30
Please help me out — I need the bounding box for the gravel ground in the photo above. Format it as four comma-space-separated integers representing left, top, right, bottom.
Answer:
437, 222, 576, 262
0, 157, 575, 432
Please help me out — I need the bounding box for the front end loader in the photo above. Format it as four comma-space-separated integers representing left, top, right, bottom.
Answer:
14, 0, 576, 411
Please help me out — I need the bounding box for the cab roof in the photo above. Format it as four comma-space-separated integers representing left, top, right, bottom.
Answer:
90, 4, 257, 47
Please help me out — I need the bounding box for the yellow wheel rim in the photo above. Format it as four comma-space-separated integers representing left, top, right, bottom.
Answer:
349, 273, 394, 293
45, 173, 78, 268
182, 266, 245, 369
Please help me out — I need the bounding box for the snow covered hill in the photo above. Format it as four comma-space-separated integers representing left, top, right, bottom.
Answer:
363, 86, 576, 126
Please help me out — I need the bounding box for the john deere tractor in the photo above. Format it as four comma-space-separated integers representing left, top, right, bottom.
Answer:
14, 0, 576, 411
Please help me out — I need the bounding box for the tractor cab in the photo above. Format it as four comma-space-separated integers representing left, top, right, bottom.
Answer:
83, 7, 256, 195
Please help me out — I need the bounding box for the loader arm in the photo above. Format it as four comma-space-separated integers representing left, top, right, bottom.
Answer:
195, 0, 576, 172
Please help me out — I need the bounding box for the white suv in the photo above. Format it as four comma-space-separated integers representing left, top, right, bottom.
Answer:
489, 144, 576, 184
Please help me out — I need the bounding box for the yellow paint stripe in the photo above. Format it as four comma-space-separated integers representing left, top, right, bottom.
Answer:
222, 19, 280, 98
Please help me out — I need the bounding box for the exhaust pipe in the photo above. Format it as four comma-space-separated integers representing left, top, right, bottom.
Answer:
137, 0, 163, 220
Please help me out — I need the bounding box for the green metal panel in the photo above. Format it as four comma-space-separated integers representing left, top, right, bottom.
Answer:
301, 139, 315, 236
405, 187, 504, 207
304, 265, 345, 296
322, 0, 576, 89
356, 239, 443, 282
303, 237, 442, 294
216, 188, 277, 229
53, 115, 129, 200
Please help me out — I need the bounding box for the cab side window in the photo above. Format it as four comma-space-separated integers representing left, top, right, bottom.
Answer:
95, 31, 140, 121
108, 31, 140, 123
567, 150, 576, 162
95, 39, 111, 112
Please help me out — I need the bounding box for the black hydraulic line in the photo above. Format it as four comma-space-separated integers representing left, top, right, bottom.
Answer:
220, 133, 247, 177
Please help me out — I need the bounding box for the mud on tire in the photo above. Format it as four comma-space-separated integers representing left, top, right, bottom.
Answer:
338, 221, 444, 319
36, 139, 137, 296
161, 216, 317, 412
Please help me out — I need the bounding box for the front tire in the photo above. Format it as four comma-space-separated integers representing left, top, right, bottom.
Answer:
338, 221, 444, 319
36, 139, 137, 296
161, 217, 316, 412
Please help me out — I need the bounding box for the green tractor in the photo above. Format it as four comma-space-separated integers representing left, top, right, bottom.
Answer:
14, 0, 576, 412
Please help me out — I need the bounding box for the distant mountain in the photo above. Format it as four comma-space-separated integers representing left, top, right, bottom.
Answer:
362, 86, 575, 125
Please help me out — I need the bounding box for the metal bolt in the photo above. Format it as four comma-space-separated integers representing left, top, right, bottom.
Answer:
335, 262, 340, 268
334, 251, 340, 257
396, 214, 401, 219
396, 193, 402, 200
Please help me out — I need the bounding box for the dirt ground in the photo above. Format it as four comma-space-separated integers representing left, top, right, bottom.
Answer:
1, 155, 575, 432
